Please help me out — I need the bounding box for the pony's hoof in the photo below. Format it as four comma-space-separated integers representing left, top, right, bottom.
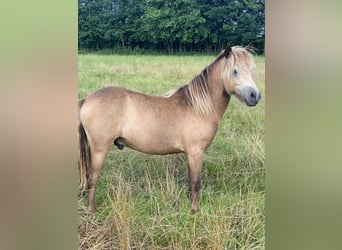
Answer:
87, 206, 96, 213
190, 204, 200, 213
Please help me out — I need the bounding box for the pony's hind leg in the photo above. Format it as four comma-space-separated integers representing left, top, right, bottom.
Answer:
87, 149, 108, 212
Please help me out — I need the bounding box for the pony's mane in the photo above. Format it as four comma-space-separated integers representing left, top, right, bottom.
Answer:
165, 46, 254, 116
225, 46, 256, 76
174, 51, 226, 116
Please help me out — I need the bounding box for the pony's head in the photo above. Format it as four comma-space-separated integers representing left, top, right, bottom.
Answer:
221, 44, 261, 106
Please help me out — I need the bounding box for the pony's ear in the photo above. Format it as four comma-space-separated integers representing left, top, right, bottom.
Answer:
245, 43, 256, 53
246, 42, 253, 48
224, 44, 232, 58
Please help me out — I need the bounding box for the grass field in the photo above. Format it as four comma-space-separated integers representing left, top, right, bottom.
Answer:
78, 53, 265, 249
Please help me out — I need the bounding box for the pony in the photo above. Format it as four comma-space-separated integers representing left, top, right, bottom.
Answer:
78, 45, 261, 212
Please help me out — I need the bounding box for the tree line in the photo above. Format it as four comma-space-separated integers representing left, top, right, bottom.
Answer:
79, 0, 264, 53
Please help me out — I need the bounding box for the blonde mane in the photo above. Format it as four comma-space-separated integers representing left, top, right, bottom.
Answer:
182, 69, 214, 116
178, 51, 226, 116
225, 46, 256, 76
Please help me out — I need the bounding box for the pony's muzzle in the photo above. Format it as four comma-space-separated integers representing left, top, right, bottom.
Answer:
242, 87, 261, 106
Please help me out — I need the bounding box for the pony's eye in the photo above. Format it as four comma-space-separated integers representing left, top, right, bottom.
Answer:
233, 69, 238, 76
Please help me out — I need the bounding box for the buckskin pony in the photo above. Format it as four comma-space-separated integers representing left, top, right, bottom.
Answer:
78, 45, 261, 213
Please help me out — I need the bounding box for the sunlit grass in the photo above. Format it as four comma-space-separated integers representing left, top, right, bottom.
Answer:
78, 53, 265, 249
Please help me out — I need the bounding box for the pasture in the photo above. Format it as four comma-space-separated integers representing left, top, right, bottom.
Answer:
78, 53, 265, 249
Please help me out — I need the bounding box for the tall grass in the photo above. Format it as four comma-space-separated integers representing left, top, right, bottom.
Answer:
78, 53, 265, 249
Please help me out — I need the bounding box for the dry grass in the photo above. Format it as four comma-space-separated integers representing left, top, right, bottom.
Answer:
78, 53, 265, 249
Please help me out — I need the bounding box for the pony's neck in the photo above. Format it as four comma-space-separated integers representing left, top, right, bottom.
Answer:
207, 59, 231, 120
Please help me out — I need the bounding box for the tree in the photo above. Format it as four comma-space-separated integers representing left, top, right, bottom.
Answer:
78, 0, 265, 53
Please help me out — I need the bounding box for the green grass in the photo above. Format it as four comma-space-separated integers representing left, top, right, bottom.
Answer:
78, 53, 265, 249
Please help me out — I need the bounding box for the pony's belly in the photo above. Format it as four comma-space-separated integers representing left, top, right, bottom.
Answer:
117, 136, 184, 155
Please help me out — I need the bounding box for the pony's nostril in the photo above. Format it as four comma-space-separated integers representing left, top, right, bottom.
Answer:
250, 90, 256, 99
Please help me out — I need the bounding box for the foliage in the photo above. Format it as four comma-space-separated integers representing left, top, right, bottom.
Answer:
78, 0, 265, 53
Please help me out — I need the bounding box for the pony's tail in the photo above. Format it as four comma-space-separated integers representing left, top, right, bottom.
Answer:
78, 99, 91, 196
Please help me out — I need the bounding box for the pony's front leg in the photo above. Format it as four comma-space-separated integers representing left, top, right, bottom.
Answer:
187, 150, 204, 212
